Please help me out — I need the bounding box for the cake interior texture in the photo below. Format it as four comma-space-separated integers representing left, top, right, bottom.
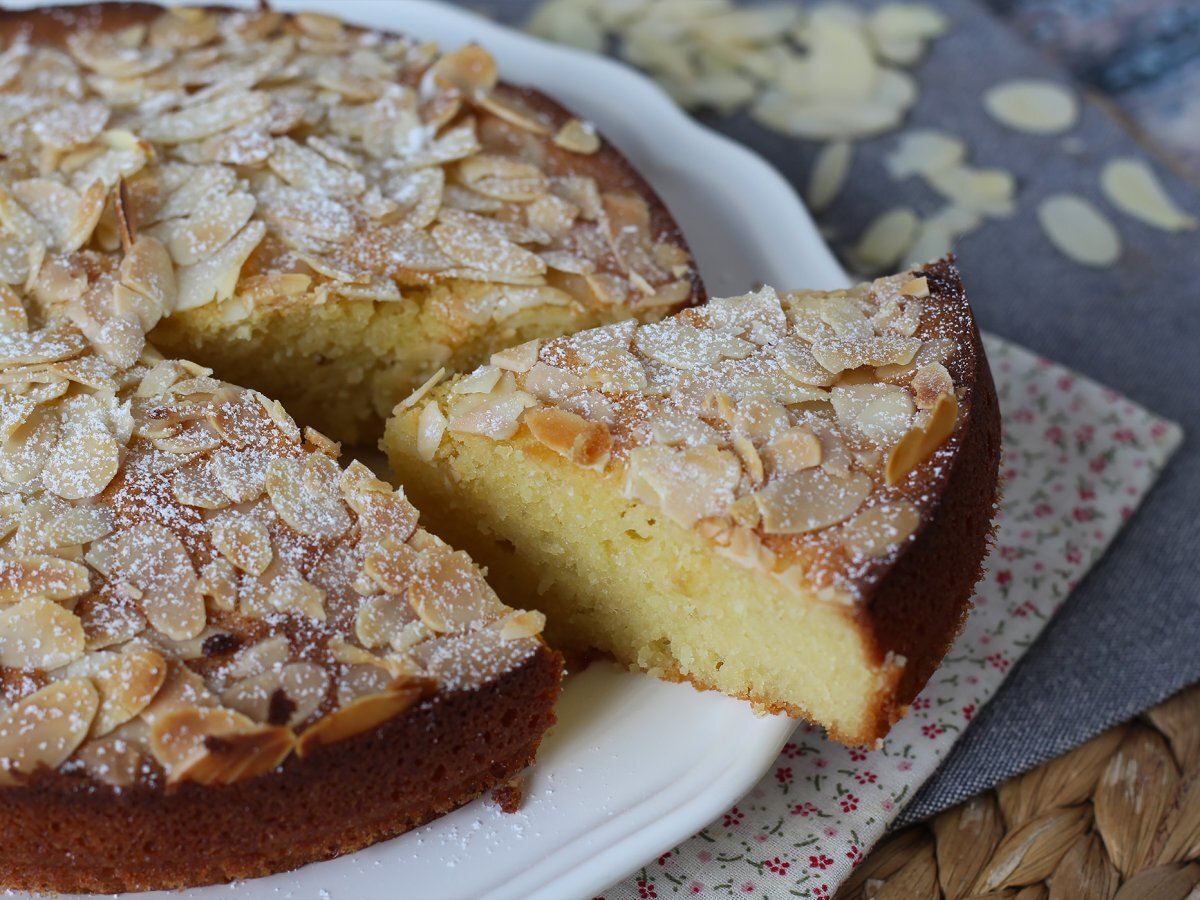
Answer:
387, 434, 896, 743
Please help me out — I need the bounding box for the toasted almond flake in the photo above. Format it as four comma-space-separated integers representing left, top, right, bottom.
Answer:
265, 456, 352, 540
755, 469, 872, 535
297, 682, 430, 758
625, 444, 742, 528
106, 523, 206, 641
416, 401, 448, 462
211, 514, 273, 576
840, 501, 921, 558
407, 548, 507, 634
175, 220, 266, 311
886, 391, 958, 484
0, 596, 86, 669
0, 679, 98, 785
1100, 157, 1198, 233
984, 79, 1079, 135
150, 706, 294, 785
446, 391, 538, 440
499, 609, 546, 640
89, 645, 167, 737
806, 140, 853, 213
0, 554, 90, 604
525, 406, 613, 470
553, 118, 601, 154
432, 44, 498, 95
1037, 194, 1122, 268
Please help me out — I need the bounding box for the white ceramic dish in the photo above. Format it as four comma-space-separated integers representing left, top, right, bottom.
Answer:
7, 1, 856, 897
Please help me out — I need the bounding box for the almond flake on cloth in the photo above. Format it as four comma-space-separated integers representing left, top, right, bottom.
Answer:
602, 334, 1181, 900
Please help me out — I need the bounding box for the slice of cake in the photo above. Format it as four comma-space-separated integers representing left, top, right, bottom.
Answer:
0, 318, 561, 893
386, 260, 1001, 745
0, 4, 701, 444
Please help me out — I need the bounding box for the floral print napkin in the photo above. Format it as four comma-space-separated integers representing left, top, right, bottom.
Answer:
603, 335, 1183, 900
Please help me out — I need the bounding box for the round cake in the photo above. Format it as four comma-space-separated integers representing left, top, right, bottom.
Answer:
0, 2, 703, 893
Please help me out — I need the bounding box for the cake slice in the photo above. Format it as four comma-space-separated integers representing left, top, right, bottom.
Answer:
0, 4, 701, 445
0, 320, 561, 894
385, 260, 1001, 744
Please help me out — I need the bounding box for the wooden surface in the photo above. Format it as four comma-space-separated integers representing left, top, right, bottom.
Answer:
840, 682, 1200, 899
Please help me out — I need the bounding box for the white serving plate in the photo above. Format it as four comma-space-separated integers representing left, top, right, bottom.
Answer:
7, 2, 855, 897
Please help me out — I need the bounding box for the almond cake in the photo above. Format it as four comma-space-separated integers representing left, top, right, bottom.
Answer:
387, 261, 1002, 746
0, 3, 701, 445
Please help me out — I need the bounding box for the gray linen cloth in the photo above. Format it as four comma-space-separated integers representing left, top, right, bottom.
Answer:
470, 0, 1197, 823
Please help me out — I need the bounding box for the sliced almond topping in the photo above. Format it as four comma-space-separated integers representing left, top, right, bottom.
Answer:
553, 118, 601, 155
265, 455, 352, 540
355, 594, 419, 650
0, 597, 86, 669
199, 557, 239, 613
446, 391, 538, 440
105, 523, 206, 641
763, 427, 823, 477
524, 407, 613, 470
912, 362, 955, 409
407, 548, 507, 634
150, 706, 294, 785
755, 469, 873, 535
491, 340, 541, 373
840, 502, 922, 559
499, 610, 546, 641
0, 554, 90, 605
296, 681, 431, 759
432, 44, 498, 95
886, 391, 959, 484
268, 573, 326, 622
626, 444, 742, 528
211, 513, 273, 576
0, 679, 98, 785
90, 645, 168, 737
363, 539, 422, 595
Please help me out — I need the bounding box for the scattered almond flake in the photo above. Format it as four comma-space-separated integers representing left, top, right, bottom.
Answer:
984, 79, 1079, 135
885, 129, 967, 179
927, 165, 1017, 218
525, 0, 606, 53
850, 207, 920, 273
806, 140, 854, 213
906, 204, 983, 264
1100, 157, 1198, 233
1037, 194, 1122, 268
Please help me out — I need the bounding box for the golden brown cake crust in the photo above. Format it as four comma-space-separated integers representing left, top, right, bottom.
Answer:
846, 258, 1000, 742
0, 646, 561, 895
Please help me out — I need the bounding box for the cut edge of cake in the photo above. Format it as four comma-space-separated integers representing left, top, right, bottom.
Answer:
384, 259, 1002, 745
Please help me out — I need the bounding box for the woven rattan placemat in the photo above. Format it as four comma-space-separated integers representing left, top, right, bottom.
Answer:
838, 683, 1200, 899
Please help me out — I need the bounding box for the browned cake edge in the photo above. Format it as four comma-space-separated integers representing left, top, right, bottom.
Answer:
0, 644, 562, 895
852, 258, 1001, 743
599, 259, 1000, 746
